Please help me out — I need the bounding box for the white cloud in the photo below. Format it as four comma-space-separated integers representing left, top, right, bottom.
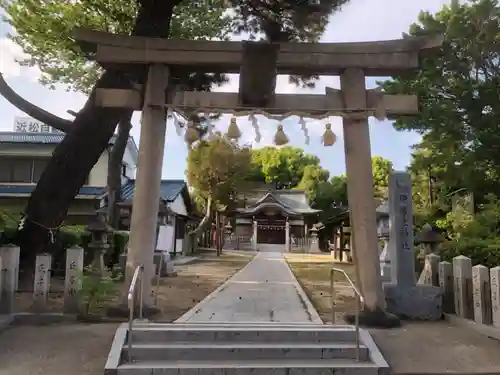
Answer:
0, 37, 41, 81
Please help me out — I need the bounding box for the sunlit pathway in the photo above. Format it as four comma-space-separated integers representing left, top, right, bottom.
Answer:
175, 251, 322, 323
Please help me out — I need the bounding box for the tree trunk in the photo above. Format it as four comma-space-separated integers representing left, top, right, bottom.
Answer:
18, 0, 180, 268
215, 210, 221, 256
107, 113, 132, 228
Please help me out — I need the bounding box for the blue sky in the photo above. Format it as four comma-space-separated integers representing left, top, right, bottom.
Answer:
0, 0, 451, 180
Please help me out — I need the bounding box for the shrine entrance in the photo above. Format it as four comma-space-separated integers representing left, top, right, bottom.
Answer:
73, 28, 442, 325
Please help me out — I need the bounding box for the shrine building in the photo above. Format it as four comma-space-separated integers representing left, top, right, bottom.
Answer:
231, 185, 320, 252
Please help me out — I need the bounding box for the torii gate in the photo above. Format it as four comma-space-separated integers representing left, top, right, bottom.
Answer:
73, 28, 442, 326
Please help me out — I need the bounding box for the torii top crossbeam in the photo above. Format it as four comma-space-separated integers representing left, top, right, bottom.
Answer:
72, 28, 443, 118
73, 29, 442, 76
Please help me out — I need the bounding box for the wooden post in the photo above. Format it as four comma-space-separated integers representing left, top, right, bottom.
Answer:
124, 64, 169, 307
339, 68, 393, 325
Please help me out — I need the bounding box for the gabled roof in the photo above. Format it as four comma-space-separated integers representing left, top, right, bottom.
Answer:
121, 179, 192, 214
237, 189, 320, 216
0, 132, 139, 165
254, 192, 292, 209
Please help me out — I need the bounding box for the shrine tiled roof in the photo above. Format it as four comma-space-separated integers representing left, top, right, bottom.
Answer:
236, 190, 320, 215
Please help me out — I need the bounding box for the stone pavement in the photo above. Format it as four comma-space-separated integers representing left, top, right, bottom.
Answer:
175, 251, 322, 323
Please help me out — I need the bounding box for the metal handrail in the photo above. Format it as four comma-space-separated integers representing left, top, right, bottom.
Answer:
127, 264, 144, 363
330, 267, 364, 361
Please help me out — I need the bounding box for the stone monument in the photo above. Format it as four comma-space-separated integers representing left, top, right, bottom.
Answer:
383, 171, 443, 320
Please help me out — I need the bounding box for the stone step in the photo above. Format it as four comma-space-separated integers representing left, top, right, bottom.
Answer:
117, 359, 381, 375
123, 342, 370, 362
134, 321, 348, 327
129, 326, 358, 343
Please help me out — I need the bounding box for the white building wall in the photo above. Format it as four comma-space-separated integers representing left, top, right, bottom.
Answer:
168, 194, 187, 216
88, 152, 109, 187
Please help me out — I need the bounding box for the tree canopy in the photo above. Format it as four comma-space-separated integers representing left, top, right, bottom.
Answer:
188, 140, 394, 217
3, 0, 232, 93
381, 0, 500, 204
186, 134, 252, 210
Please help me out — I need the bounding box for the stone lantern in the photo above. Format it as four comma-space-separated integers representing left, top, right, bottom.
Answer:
376, 201, 391, 281
86, 211, 112, 275
308, 224, 321, 253
224, 221, 233, 235
415, 223, 445, 256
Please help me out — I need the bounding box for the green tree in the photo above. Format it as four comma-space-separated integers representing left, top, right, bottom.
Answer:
381, 0, 500, 202
371, 156, 393, 200
2, 0, 348, 263
0, 0, 231, 228
249, 146, 323, 185
186, 134, 252, 236
296, 164, 330, 204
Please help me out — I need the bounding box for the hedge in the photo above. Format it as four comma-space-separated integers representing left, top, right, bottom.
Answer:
0, 210, 129, 271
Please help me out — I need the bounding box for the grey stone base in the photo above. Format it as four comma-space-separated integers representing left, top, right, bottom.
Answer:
344, 308, 400, 328
383, 283, 442, 320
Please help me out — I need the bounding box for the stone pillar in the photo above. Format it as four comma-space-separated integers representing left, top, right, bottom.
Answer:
472, 265, 492, 325
0, 245, 19, 314
453, 255, 473, 320
33, 254, 52, 312
64, 246, 84, 314
338, 68, 398, 327
418, 253, 440, 286
285, 220, 290, 252
252, 220, 258, 251
490, 266, 500, 327
439, 261, 455, 314
383, 172, 442, 320
125, 64, 169, 308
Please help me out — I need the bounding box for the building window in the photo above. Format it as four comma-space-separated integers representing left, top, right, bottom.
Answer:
0, 157, 45, 183
122, 163, 127, 177
0, 157, 90, 184
32, 159, 49, 182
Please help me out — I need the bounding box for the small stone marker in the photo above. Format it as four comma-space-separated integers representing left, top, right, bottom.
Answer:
383, 172, 442, 320
453, 255, 474, 320
0, 245, 20, 314
33, 254, 52, 312
472, 265, 492, 325
439, 261, 454, 314
490, 266, 500, 327
64, 246, 84, 314
418, 253, 440, 286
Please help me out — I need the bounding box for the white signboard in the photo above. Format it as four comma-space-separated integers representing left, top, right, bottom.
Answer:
13, 116, 63, 134
157, 225, 174, 252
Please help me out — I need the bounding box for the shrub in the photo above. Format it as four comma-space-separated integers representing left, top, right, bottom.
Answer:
437, 196, 500, 268
0, 209, 129, 269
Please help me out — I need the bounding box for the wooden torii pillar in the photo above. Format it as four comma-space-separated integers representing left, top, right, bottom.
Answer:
73, 29, 443, 323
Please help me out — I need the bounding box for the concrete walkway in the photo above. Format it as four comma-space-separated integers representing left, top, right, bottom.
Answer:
175, 251, 322, 324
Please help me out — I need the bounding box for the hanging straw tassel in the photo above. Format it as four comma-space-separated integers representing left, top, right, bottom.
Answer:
226, 116, 242, 140
274, 124, 289, 146
322, 123, 336, 146
184, 122, 199, 146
